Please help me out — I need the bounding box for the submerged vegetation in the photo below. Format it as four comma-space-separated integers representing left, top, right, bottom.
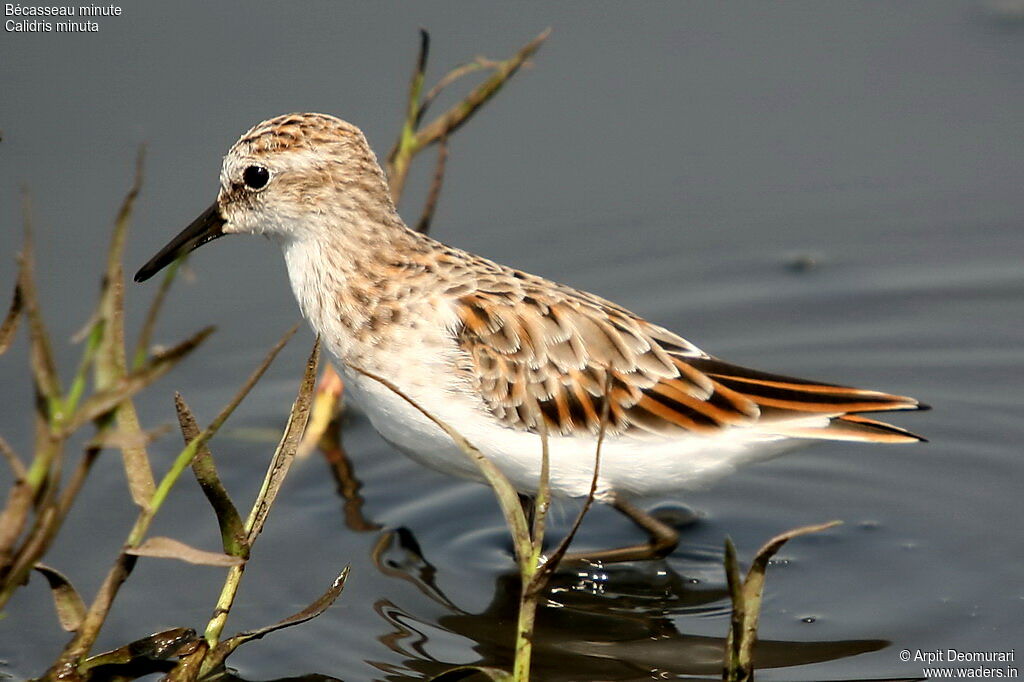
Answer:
0, 30, 840, 681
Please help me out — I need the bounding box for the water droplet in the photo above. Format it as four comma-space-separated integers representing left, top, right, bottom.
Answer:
572, 564, 610, 595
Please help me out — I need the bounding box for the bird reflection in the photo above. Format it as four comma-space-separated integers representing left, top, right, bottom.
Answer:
364, 527, 891, 681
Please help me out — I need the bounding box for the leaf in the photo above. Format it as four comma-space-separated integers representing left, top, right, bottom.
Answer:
531, 375, 610, 588
0, 276, 22, 356
33, 564, 86, 632
723, 520, 842, 681
79, 627, 197, 672
419, 59, 489, 118
126, 536, 245, 567
741, 520, 842, 617
530, 413, 551, 555
175, 394, 246, 557
723, 537, 744, 680
69, 309, 101, 345
245, 337, 320, 544
62, 318, 104, 420
17, 210, 61, 405
161, 640, 208, 682
95, 275, 157, 507
196, 341, 323, 652
104, 146, 146, 282
204, 566, 349, 671
142, 323, 299, 526
0, 481, 33, 567
63, 325, 214, 435
90, 149, 156, 507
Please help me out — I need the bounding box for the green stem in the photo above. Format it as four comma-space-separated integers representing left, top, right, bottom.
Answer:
22, 436, 61, 498
202, 563, 246, 652
387, 30, 428, 202
199, 412, 272, 651
132, 259, 181, 370
64, 322, 105, 418
513, 568, 539, 682
528, 422, 550, 570
132, 439, 202, 544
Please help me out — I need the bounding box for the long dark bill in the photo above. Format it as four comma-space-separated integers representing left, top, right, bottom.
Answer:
134, 202, 226, 282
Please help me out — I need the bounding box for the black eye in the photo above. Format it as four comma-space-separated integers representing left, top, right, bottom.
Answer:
242, 165, 270, 190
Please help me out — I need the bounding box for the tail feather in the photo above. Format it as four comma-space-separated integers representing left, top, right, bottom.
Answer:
688, 357, 924, 415
761, 414, 926, 443
678, 356, 926, 443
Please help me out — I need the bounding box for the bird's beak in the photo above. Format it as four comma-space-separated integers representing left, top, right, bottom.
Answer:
134, 201, 226, 282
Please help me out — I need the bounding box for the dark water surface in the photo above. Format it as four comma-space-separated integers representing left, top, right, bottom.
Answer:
2, 2, 1022, 680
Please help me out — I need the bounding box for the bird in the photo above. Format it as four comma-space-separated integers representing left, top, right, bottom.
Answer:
135, 113, 926, 562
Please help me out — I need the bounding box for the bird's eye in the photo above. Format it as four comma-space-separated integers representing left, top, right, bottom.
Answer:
242, 165, 270, 190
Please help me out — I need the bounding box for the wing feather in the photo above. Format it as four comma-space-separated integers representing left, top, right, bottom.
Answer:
451, 267, 924, 442
453, 285, 757, 437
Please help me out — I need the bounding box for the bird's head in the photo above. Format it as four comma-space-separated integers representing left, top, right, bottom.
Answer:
135, 112, 394, 283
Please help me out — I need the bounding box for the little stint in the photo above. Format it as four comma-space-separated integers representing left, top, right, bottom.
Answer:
136, 113, 926, 561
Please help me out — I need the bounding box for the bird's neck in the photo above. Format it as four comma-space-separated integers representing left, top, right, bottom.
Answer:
279, 212, 436, 360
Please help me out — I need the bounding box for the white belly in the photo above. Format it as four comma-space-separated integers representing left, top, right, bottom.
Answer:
337, 362, 802, 499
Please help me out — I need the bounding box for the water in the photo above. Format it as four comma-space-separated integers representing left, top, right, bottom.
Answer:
2, 2, 1022, 680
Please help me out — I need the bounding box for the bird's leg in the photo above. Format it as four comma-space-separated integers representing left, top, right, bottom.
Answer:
611, 496, 680, 557
559, 495, 679, 564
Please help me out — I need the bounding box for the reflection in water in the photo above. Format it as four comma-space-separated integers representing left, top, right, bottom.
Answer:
222, 671, 346, 675
362, 529, 890, 681
320, 419, 383, 533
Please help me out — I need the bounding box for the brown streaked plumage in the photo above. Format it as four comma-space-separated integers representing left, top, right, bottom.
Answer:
448, 258, 923, 443
135, 112, 927, 562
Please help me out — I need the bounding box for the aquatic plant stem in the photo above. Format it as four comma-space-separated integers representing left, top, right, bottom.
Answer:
387, 29, 430, 203
513, 418, 550, 681
198, 339, 319, 678
204, 563, 246, 648
62, 322, 104, 420
349, 364, 606, 681
722, 520, 842, 681
513, 575, 539, 682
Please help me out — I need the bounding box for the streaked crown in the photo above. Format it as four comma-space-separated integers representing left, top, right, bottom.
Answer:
216, 112, 396, 239
234, 112, 363, 154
